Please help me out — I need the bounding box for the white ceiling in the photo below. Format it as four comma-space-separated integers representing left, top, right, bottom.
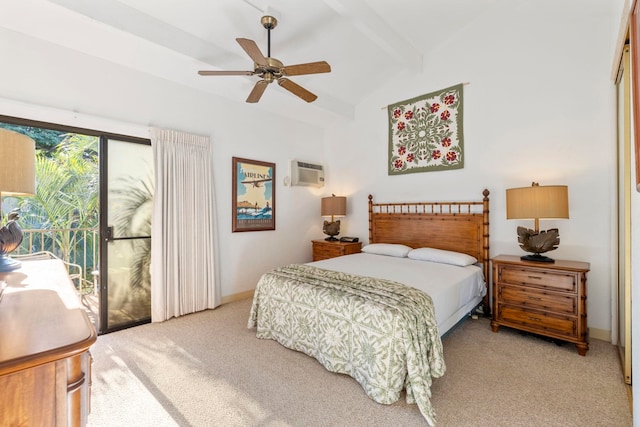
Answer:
3, 0, 500, 127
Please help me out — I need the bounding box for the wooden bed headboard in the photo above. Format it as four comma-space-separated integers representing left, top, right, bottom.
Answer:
368, 189, 490, 312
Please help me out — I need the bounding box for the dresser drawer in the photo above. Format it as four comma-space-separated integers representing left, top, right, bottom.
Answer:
500, 285, 576, 315
500, 266, 576, 292
498, 305, 576, 338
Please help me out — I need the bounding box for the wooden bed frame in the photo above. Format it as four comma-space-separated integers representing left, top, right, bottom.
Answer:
368, 189, 490, 314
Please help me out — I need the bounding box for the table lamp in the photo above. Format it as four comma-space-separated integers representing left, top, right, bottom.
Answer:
0, 129, 36, 272
321, 194, 346, 241
506, 182, 569, 263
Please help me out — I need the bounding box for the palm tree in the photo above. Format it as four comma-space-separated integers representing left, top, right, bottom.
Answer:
13, 133, 99, 264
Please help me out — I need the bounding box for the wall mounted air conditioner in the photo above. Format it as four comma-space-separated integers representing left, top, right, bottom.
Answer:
290, 159, 325, 187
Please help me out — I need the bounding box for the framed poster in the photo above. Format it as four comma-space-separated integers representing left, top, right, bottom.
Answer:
232, 157, 275, 232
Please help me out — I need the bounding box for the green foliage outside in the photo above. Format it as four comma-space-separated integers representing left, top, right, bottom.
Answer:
0, 124, 67, 153
18, 133, 99, 261
0, 123, 153, 298
0, 123, 99, 277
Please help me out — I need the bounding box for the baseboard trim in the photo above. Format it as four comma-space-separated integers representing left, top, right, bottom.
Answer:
221, 290, 255, 305
589, 327, 611, 342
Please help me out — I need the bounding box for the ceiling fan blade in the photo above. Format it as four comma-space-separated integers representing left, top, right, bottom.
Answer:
282, 61, 331, 76
198, 70, 254, 76
236, 38, 268, 67
277, 78, 317, 103
246, 80, 269, 103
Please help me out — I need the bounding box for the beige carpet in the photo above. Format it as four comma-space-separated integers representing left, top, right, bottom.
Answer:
88, 298, 632, 426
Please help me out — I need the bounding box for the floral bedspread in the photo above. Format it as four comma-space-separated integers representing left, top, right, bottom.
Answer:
247, 264, 445, 425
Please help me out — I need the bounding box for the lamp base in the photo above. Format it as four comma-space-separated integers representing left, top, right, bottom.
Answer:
0, 254, 21, 272
322, 220, 341, 243
521, 254, 555, 263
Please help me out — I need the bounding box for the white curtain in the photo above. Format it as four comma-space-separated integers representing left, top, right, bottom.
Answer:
150, 128, 220, 322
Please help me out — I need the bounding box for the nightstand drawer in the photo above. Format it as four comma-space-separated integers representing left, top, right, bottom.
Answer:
498, 306, 576, 338
312, 240, 362, 261
500, 285, 576, 315
314, 245, 344, 260
500, 266, 576, 292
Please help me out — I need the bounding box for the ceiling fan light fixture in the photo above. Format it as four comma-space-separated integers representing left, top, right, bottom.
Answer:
263, 73, 275, 83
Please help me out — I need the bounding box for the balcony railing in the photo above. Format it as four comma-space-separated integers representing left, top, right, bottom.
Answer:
15, 227, 99, 294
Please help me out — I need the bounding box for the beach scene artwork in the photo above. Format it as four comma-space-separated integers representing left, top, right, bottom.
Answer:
233, 158, 275, 231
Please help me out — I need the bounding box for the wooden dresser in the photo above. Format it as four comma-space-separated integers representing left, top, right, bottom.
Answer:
491, 255, 590, 356
312, 239, 362, 261
0, 258, 97, 426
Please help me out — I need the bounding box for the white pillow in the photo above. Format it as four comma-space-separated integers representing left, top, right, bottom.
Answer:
407, 247, 477, 266
361, 243, 412, 258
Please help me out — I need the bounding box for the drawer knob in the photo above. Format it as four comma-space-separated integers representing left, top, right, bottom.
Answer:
527, 275, 542, 280
528, 316, 542, 322
528, 296, 542, 301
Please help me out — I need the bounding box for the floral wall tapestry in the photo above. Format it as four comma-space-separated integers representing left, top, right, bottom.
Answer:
388, 83, 464, 175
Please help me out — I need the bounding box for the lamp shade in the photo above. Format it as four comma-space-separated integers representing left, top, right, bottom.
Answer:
506, 184, 569, 220
321, 195, 346, 217
0, 129, 36, 196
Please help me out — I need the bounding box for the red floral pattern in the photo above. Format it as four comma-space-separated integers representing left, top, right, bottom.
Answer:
388, 84, 463, 174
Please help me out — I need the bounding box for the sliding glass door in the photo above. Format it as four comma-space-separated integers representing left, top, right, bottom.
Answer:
99, 137, 153, 333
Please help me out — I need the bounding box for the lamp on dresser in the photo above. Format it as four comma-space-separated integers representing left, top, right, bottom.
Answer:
0, 129, 36, 272
506, 182, 569, 263
321, 194, 346, 241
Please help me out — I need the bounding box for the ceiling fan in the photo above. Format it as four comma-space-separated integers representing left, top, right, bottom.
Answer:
198, 15, 331, 103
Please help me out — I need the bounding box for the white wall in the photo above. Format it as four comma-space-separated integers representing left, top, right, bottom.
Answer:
325, 1, 621, 336
0, 27, 327, 298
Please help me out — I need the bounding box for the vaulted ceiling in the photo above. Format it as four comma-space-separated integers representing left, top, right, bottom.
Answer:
3, 0, 499, 127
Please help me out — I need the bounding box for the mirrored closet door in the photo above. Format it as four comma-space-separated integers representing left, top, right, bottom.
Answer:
616, 43, 632, 385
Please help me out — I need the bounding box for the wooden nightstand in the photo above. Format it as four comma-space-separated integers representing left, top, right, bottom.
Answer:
490, 255, 590, 356
312, 240, 362, 261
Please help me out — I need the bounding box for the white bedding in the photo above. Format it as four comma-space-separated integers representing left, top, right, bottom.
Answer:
307, 252, 486, 336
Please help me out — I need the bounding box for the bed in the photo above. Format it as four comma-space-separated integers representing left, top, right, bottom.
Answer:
248, 190, 490, 426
